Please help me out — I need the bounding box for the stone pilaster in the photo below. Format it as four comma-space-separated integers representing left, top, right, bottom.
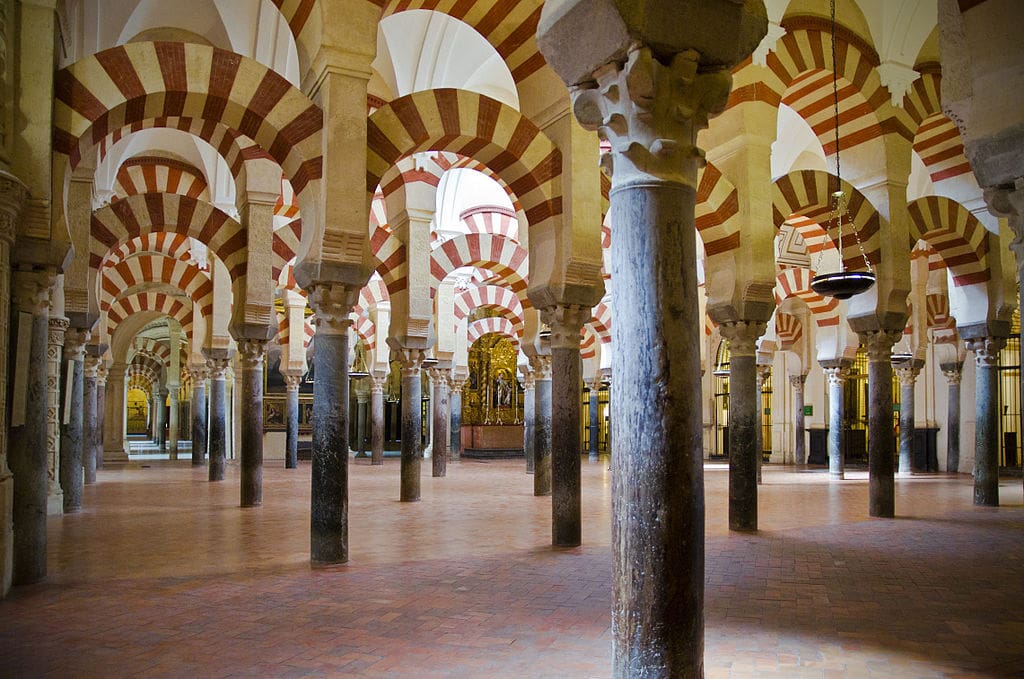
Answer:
965, 336, 1006, 506
822, 363, 849, 479
46, 315, 68, 514
283, 371, 302, 469
428, 368, 451, 478
940, 362, 963, 473
395, 348, 425, 502
9, 269, 55, 586
543, 304, 590, 547
82, 357, 100, 484
236, 339, 267, 507
789, 374, 807, 465
206, 357, 231, 482
306, 283, 358, 565
860, 330, 903, 518
894, 362, 922, 474
521, 372, 536, 473
59, 329, 87, 513
190, 366, 209, 467
369, 374, 386, 466
448, 376, 465, 462
720, 320, 766, 532
587, 377, 602, 460
531, 355, 552, 496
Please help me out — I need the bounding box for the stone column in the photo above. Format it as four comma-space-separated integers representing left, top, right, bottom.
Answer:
103, 362, 129, 463
965, 335, 1005, 506
531, 355, 552, 496
521, 372, 536, 473
449, 377, 464, 461
95, 365, 106, 471
895, 362, 922, 474
822, 364, 848, 479
207, 357, 230, 482
587, 377, 601, 460
544, 306, 589, 547
720, 321, 764, 532
369, 374, 386, 466
46, 315, 67, 514
861, 330, 902, 518
82, 356, 99, 485
237, 339, 267, 508
396, 348, 425, 502
9, 270, 55, 586
283, 372, 302, 469
59, 329, 87, 513
190, 367, 209, 467
755, 363, 771, 484
941, 362, 963, 473
307, 283, 357, 564
429, 368, 450, 477
153, 386, 167, 448
790, 374, 807, 465
355, 393, 369, 458
167, 389, 180, 460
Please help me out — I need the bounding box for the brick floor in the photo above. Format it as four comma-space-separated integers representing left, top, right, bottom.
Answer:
2, 458, 1023, 677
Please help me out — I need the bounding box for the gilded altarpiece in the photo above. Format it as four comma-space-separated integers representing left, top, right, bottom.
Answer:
464, 334, 523, 425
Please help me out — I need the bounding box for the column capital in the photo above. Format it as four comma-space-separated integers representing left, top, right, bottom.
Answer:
207, 357, 231, 380
96, 363, 108, 386
719, 320, 766, 358
859, 330, 903, 362
940, 361, 963, 385
521, 372, 537, 390
83, 355, 101, 378
426, 366, 451, 384
190, 365, 211, 382
965, 336, 1006, 367
236, 339, 268, 370
369, 374, 387, 394
755, 364, 771, 384
283, 371, 303, 392
307, 282, 359, 335
396, 347, 425, 377
530, 354, 552, 380
823, 366, 848, 387
895, 365, 921, 386
12, 269, 56, 314
48, 316, 69, 344
0, 170, 27, 246
540, 304, 591, 350
587, 376, 603, 392
789, 374, 807, 391
62, 327, 89, 361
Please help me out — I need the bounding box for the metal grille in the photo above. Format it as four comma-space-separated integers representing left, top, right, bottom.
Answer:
712, 340, 730, 460
760, 368, 773, 460
998, 309, 1021, 468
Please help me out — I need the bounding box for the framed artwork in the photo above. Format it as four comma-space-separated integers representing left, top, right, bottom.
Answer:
264, 397, 286, 431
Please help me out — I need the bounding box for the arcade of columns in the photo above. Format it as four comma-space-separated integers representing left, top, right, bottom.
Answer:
0, 0, 1023, 676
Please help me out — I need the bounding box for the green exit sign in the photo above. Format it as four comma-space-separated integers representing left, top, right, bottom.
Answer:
803, 405, 813, 416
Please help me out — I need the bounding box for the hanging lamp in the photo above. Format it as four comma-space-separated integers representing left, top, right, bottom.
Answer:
809, 0, 876, 301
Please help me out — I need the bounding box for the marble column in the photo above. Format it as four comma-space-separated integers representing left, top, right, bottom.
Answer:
167, 389, 180, 460
531, 355, 552, 496
587, 377, 601, 460
284, 372, 302, 469
941, 362, 963, 473
895, 362, 921, 474
207, 357, 230, 482
965, 335, 1005, 506
190, 367, 209, 467
790, 374, 807, 465
397, 349, 425, 502
307, 283, 357, 564
354, 392, 369, 457
95, 365, 107, 471
369, 374, 386, 466
59, 329, 87, 513
429, 368, 450, 477
521, 372, 536, 473
9, 270, 54, 586
822, 365, 847, 479
103, 362, 129, 463
237, 339, 267, 508
46, 315, 67, 514
153, 386, 167, 448
861, 330, 902, 518
82, 357, 99, 485
449, 377, 464, 462
755, 364, 770, 485
721, 321, 764, 532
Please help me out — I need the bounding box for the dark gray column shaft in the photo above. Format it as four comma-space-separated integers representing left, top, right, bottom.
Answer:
727, 349, 757, 531
449, 383, 462, 461
791, 376, 806, 465
208, 364, 228, 482
967, 338, 1003, 506
825, 367, 845, 479
533, 358, 552, 496
59, 341, 84, 512
431, 372, 449, 477
82, 366, 98, 485
310, 327, 350, 563
551, 335, 584, 547
400, 357, 423, 502
588, 386, 600, 458
285, 383, 299, 469
370, 377, 385, 466
942, 365, 962, 473
867, 353, 896, 518
191, 378, 208, 466
239, 341, 265, 507
897, 368, 918, 474
522, 377, 535, 472
95, 378, 106, 471
611, 183, 704, 676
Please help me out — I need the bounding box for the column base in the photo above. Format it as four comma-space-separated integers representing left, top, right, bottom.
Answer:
46, 490, 64, 516
105, 448, 130, 463
829, 471, 844, 480
0, 472, 11, 598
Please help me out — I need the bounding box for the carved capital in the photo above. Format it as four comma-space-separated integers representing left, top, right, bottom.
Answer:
859, 330, 903, 362
283, 371, 303, 391
541, 304, 591, 349
0, 171, 27, 246
96, 363, 108, 386
207, 357, 231, 380
895, 366, 921, 387
236, 339, 267, 370
12, 269, 55, 315
755, 364, 771, 387
965, 336, 1006, 368
521, 372, 537, 390
426, 367, 451, 386
48, 316, 69, 347
369, 374, 387, 394
823, 366, 848, 387
62, 327, 89, 361
190, 366, 210, 383
940, 362, 963, 386
83, 355, 101, 379
789, 374, 807, 392
396, 348, 425, 377
572, 45, 733, 187
719, 320, 766, 358
530, 355, 552, 380
307, 283, 358, 335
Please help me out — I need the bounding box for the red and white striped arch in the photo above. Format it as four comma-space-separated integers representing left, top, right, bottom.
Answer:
275, 175, 300, 219
114, 156, 209, 201
775, 311, 804, 351
467, 317, 520, 349
431, 233, 528, 299
580, 325, 599, 361
370, 224, 406, 294
105, 292, 195, 344
461, 206, 518, 240
904, 69, 972, 186
102, 232, 197, 270
772, 170, 882, 269
350, 308, 377, 351
273, 219, 304, 281
589, 301, 611, 343
907, 195, 990, 287
695, 162, 740, 257
926, 292, 956, 333
359, 272, 390, 308
276, 312, 315, 353
99, 254, 214, 319
131, 337, 171, 364
454, 285, 524, 336
774, 268, 840, 328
